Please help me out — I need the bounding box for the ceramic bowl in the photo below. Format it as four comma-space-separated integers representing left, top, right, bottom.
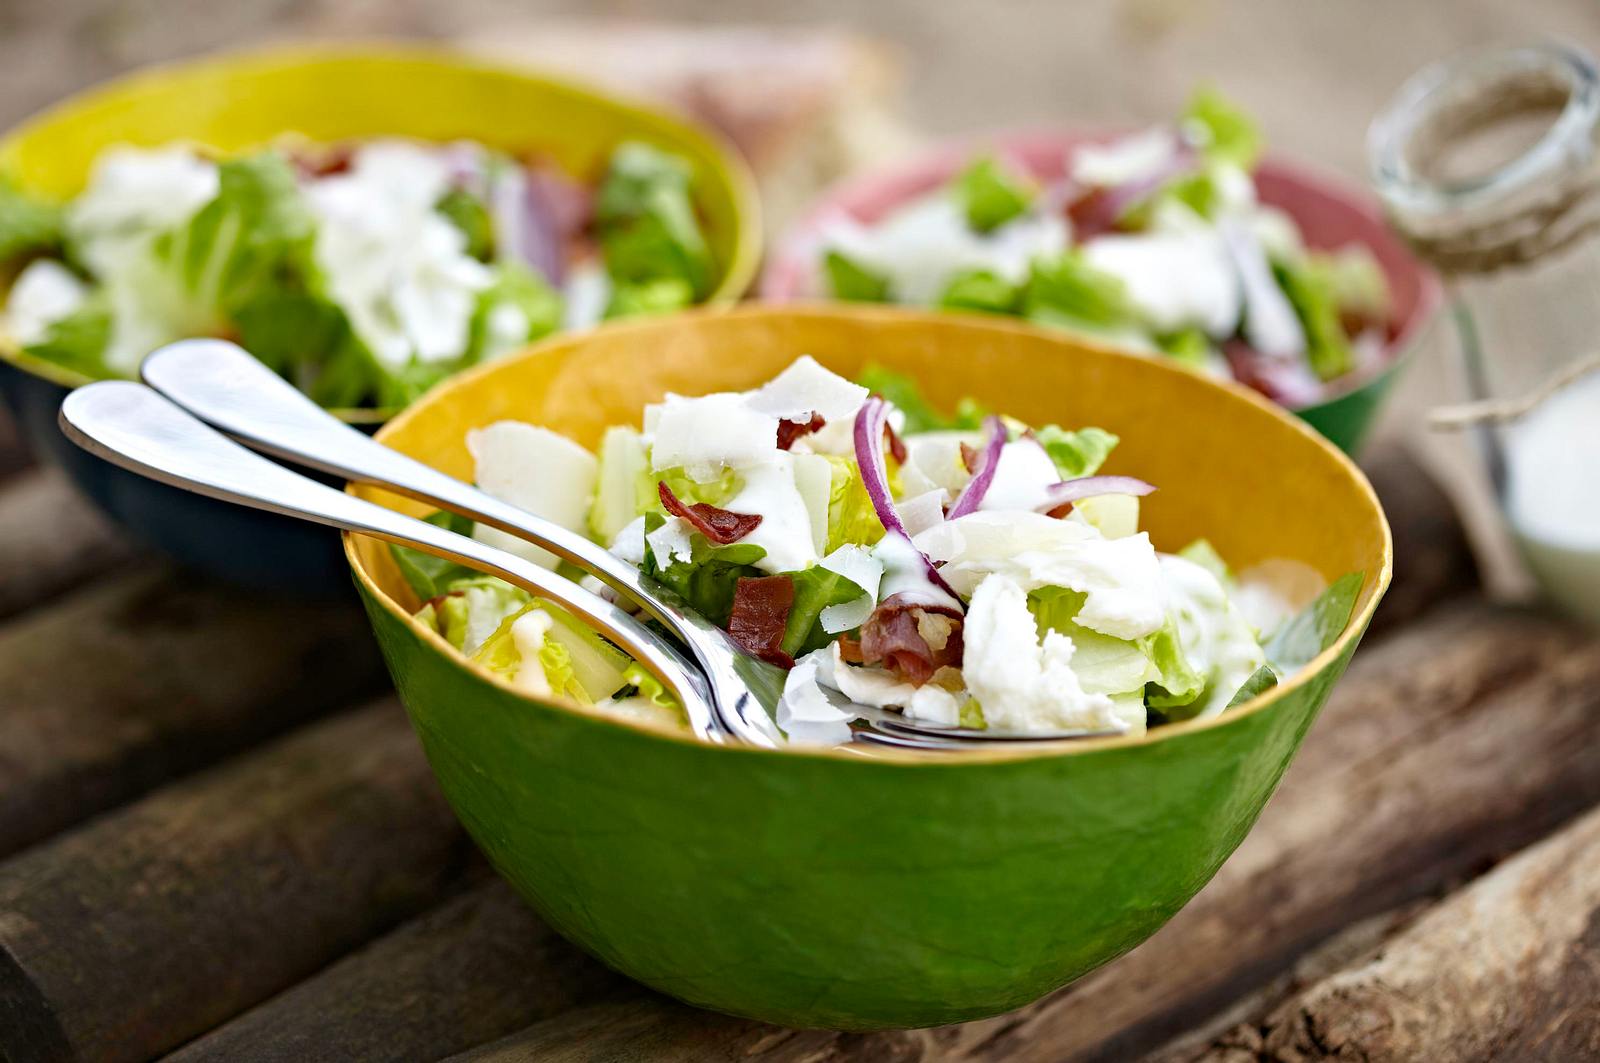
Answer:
345, 305, 1391, 1029
761, 130, 1441, 454
0, 45, 760, 594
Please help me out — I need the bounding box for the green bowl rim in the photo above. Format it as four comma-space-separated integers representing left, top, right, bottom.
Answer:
0, 41, 764, 427
345, 303, 1394, 766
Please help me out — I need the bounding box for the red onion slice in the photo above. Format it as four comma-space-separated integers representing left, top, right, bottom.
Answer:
946, 415, 1008, 519
490, 164, 572, 287
853, 398, 964, 610
1036, 475, 1156, 513
1068, 139, 1197, 240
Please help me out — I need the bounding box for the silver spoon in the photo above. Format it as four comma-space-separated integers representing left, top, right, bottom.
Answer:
140, 340, 1123, 749
57, 380, 726, 744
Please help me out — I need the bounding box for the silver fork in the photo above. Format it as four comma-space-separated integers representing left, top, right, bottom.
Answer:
57, 380, 726, 744
139, 339, 1124, 749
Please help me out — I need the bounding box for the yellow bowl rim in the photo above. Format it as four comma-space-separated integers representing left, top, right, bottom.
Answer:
0, 41, 763, 426
345, 303, 1394, 766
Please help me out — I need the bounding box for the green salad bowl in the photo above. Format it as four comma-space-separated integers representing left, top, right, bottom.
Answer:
346, 305, 1392, 1030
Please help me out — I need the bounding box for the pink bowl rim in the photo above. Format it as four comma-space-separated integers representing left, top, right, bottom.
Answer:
760, 126, 1444, 411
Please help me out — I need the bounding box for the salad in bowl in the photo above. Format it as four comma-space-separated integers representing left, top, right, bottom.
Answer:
391, 353, 1358, 745
766, 90, 1438, 447
0, 135, 718, 413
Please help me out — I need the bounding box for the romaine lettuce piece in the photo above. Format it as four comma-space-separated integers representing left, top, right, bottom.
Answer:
541, 602, 632, 700
951, 157, 1034, 234
1157, 328, 1213, 369
1183, 86, 1263, 170
390, 511, 479, 600
822, 250, 891, 302
1033, 424, 1119, 479
466, 262, 563, 362
782, 564, 869, 657
595, 142, 712, 302
1264, 571, 1363, 673
0, 177, 64, 263
605, 276, 696, 319
640, 512, 767, 626
637, 465, 742, 521
1022, 251, 1144, 336
1225, 664, 1278, 708
1142, 615, 1208, 714
1177, 539, 1232, 585
854, 364, 988, 433
823, 455, 887, 550
1029, 587, 1160, 697
937, 268, 1020, 315
590, 426, 650, 544
435, 186, 494, 261
20, 296, 113, 378
1075, 494, 1140, 539
472, 604, 584, 701
1274, 257, 1354, 381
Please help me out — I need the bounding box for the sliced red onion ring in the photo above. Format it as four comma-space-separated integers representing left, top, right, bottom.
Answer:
853, 398, 964, 610
945, 415, 1007, 519
1036, 475, 1156, 513
490, 164, 566, 287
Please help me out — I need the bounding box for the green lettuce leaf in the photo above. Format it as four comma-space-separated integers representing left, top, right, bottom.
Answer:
595, 142, 712, 302
637, 466, 742, 521
467, 262, 563, 362
542, 602, 631, 701
1033, 424, 1119, 479
822, 249, 891, 302
951, 156, 1034, 233
389, 510, 478, 600
1177, 538, 1232, 585
782, 565, 868, 658
641, 512, 767, 627
20, 296, 113, 378
1274, 258, 1354, 382
470, 604, 586, 702
937, 268, 1021, 314
621, 662, 680, 713
1265, 571, 1363, 674
590, 426, 650, 543
1023, 251, 1143, 335
152, 151, 314, 323
1029, 588, 1160, 697
824, 454, 887, 550
1184, 86, 1263, 170
1143, 616, 1208, 713
0, 176, 64, 263
605, 276, 696, 319
435, 186, 494, 261
1157, 328, 1213, 369
854, 364, 988, 433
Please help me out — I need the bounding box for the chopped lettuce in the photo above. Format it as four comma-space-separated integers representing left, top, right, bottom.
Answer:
1022, 251, 1144, 336
1157, 328, 1213, 369
823, 250, 891, 302
0, 177, 64, 263
542, 602, 632, 700
937, 268, 1021, 315
1183, 86, 1263, 170
854, 364, 988, 433
390, 511, 479, 600
952, 157, 1034, 234
638, 466, 742, 520
782, 564, 869, 657
472, 604, 584, 701
605, 276, 696, 319
595, 142, 712, 302
1142, 616, 1208, 714
435, 186, 494, 261
467, 262, 563, 362
621, 661, 680, 713
823, 455, 887, 550
1029, 588, 1160, 697
1177, 539, 1232, 585
20, 297, 113, 378
640, 512, 767, 627
1264, 571, 1363, 673
1033, 425, 1119, 479
1274, 258, 1354, 382
470, 600, 631, 704
590, 427, 650, 543
1226, 664, 1279, 708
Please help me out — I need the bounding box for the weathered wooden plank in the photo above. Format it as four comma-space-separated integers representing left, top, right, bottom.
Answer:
166, 879, 625, 1063
458, 604, 1600, 1060
0, 566, 389, 857
0, 700, 473, 1063
0, 468, 134, 620
1189, 802, 1600, 1062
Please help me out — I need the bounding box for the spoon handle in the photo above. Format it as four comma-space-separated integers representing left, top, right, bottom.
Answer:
59, 380, 722, 743
141, 339, 662, 617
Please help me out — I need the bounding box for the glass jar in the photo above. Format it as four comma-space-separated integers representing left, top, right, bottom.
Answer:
1369, 42, 1600, 624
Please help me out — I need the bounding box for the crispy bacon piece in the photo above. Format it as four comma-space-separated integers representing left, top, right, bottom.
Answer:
960, 442, 980, 474
728, 575, 796, 668
884, 421, 908, 465
777, 411, 826, 450
657, 481, 763, 545
857, 593, 964, 686
1045, 501, 1076, 519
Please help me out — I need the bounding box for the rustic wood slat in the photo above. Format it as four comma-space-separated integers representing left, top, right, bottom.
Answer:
453, 603, 1600, 1060
0, 699, 474, 1063
1190, 802, 1600, 1062
0, 468, 135, 621
165, 878, 626, 1063
0, 566, 389, 858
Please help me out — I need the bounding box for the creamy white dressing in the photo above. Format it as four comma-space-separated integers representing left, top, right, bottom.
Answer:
1504, 370, 1600, 626
821, 195, 1068, 305
508, 609, 556, 697
721, 455, 818, 574
1159, 554, 1267, 718
1082, 227, 1241, 337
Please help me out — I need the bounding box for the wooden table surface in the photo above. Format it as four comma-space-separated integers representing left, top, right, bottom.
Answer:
2, 7, 1600, 1061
